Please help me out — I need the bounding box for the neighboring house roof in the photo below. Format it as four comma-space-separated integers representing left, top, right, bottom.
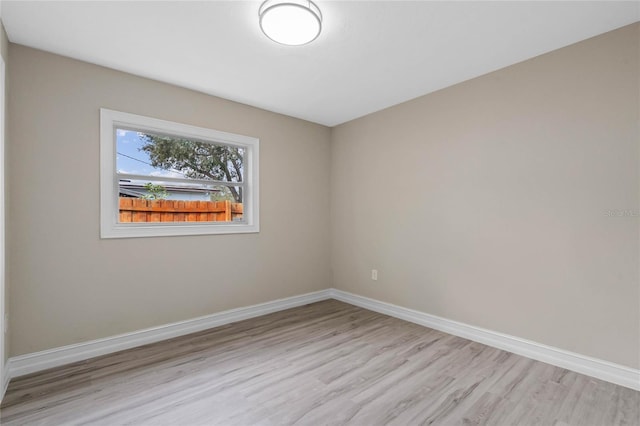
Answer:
119, 181, 220, 198
119, 187, 146, 198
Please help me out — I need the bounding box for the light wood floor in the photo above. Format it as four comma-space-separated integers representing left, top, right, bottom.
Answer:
1, 300, 638, 425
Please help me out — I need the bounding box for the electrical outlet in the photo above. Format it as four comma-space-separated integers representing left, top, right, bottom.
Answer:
371, 269, 378, 281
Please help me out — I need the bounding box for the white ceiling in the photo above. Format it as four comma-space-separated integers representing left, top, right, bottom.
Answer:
2, 1, 638, 126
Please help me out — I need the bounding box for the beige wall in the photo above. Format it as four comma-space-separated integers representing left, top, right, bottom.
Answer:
1, 22, 8, 366
6, 23, 639, 371
331, 23, 640, 368
0, 22, 9, 366
7, 45, 332, 356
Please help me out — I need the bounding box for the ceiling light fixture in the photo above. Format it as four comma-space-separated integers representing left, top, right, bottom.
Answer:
259, 0, 322, 46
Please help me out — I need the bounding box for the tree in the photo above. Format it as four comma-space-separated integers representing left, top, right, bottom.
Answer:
139, 135, 244, 202
141, 182, 168, 200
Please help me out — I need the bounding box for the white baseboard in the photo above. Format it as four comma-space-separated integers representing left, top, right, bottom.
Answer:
329, 289, 640, 391
3, 288, 638, 394
6, 289, 332, 381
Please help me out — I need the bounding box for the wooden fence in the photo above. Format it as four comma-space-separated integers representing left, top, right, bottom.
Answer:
119, 198, 243, 223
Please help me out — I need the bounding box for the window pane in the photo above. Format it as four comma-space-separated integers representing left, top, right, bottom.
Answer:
116, 129, 244, 183
118, 179, 244, 223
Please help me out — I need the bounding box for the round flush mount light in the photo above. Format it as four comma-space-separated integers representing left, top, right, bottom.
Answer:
259, 0, 322, 46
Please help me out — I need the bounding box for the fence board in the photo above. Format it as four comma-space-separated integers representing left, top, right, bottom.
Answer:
118, 198, 243, 223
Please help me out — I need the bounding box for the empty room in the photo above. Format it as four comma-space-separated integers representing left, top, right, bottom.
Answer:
0, 1, 638, 425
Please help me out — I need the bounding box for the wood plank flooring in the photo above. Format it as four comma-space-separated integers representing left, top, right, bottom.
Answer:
1, 300, 638, 425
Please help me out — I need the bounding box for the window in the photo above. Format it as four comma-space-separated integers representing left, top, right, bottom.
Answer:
100, 109, 259, 238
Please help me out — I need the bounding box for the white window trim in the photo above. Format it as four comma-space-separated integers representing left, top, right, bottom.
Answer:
100, 108, 259, 238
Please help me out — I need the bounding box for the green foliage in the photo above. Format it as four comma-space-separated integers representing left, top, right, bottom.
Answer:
139, 134, 244, 203
210, 187, 236, 202
141, 182, 168, 200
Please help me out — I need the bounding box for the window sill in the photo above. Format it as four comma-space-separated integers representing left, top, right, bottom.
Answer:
100, 222, 260, 239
